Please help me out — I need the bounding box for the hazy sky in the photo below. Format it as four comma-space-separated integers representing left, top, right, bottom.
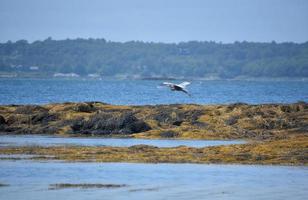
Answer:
0, 0, 308, 43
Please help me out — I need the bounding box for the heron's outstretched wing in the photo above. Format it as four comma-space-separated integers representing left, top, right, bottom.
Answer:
181, 88, 191, 96
178, 81, 191, 88
162, 82, 175, 87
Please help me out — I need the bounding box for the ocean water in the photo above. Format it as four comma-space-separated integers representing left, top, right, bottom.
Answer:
0, 135, 245, 148
0, 79, 307, 105
0, 161, 307, 200
0, 78, 307, 200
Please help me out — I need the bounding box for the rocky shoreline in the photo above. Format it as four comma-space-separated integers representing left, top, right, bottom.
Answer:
0, 102, 307, 165
0, 102, 307, 139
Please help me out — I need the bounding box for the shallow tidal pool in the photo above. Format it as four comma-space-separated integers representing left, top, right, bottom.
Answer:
0, 134, 245, 148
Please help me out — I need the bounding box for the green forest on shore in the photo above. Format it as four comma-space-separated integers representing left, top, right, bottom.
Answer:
0, 38, 307, 79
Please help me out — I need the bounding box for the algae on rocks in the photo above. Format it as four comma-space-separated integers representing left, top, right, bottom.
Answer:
0, 102, 306, 140
71, 112, 151, 135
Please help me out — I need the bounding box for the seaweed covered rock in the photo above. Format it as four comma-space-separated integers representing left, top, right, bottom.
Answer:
159, 130, 179, 138
14, 105, 48, 114
31, 112, 58, 125
0, 102, 306, 139
6, 115, 29, 125
73, 103, 97, 113
0, 115, 6, 131
279, 102, 307, 113
152, 106, 204, 127
225, 116, 239, 126
226, 103, 248, 112
0, 115, 6, 125
7, 110, 56, 126
71, 112, 151, 135
128, 144, 158, 150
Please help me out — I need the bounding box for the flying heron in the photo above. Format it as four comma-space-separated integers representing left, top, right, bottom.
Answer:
161, 81, 191, 96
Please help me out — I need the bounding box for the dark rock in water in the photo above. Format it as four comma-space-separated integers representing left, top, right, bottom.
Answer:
15, 105, 48, 114
49, 183, 127, 190
160, 130, 179, 138
73, 103, 97, 113
0, 183, 9, 187
129, 187, 159, 192
71, 112, 151, 135
0, 115, 6, 125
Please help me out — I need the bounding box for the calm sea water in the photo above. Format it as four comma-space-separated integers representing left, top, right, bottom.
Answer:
1, 79, 307, 200
0, 135, 244, 148
0, 79, 307, 105
0, 161, 307, 200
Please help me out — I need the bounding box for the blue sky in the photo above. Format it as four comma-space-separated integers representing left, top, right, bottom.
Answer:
0, 0, 307, 43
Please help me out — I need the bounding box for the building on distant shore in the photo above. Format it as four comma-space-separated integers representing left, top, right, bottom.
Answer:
53, 73, 80, 78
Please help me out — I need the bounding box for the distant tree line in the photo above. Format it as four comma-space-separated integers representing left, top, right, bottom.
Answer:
0, 38, 307, 78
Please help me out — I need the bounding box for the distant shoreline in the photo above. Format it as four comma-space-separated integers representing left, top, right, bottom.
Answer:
0, 74, 307, 81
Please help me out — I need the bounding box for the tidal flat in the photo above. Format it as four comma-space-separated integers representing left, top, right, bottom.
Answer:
0, 135, 306, 165
0, 102, 307, 165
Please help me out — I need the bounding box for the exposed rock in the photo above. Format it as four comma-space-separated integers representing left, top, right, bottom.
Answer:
128, 144, 158, 150
255, 118, 298, 130
73, 103, 97, 113
226, 102, 248, 112
192, 121, 208, 128
0, 126, 21, 133
0, 115, 6, 131
0, 115, 6, 125
153, 107, 204, 127
6, 115, 29, 125
31, 112, 58, 125
49, 183, 127, 190
159, 130, 179, 138
31, 125, 59, 135
0, 102, 306, 139
71, 112, 151, 135
225, 116, 239, 126
172, 120, 183, 126
15, 105, 48, 114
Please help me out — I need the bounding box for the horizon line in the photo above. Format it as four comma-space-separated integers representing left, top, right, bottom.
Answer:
1, 37, 308, 45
